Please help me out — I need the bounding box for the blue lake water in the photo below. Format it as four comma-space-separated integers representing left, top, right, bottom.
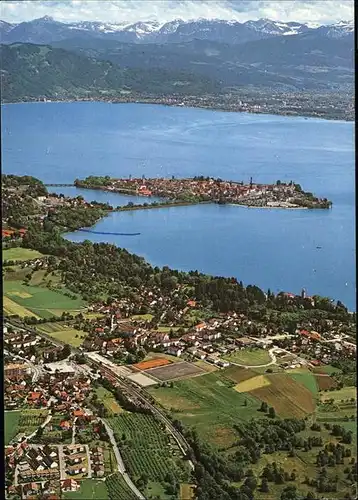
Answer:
2, 102, 355, 309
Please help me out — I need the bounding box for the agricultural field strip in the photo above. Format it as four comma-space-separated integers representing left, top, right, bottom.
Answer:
250, 374, 315, 418
3, 295, 40, 318
108, 413, 184, 483
106, 472, 139, 500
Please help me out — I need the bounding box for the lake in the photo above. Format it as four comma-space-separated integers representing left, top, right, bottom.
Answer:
2, 102, 355, 309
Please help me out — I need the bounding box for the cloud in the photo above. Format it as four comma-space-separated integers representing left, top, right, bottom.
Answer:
0, 0, 354, 25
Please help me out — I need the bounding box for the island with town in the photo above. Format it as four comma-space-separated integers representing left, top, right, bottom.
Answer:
74, 175, 332, 210
3, 174, 356, 500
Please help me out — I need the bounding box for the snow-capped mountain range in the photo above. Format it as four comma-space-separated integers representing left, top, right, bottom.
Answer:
0, 16, 354, 45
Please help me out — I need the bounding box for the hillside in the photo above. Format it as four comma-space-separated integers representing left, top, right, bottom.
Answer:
0, 43, 220, 102
52, 33, 354, 91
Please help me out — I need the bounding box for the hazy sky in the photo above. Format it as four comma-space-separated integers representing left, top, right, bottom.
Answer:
0, 0, 354, 25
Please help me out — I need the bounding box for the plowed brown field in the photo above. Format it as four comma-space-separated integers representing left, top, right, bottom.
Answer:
250, 374, 315, 418
315, 374, 337, 391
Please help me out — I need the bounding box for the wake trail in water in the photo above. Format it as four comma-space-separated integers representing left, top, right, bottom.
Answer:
78, 228, 140, 236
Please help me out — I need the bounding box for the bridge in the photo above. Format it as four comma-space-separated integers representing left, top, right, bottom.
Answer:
45, 183, 74, 187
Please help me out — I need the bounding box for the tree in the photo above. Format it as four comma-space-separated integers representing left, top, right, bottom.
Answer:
260, 478, 269, 493
260, 401, 268, 413
281, 485, 299, 500
268, 407, 276, 418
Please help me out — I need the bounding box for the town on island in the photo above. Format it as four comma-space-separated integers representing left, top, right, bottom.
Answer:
3, 174, 355, 500
47, 175, 333, 211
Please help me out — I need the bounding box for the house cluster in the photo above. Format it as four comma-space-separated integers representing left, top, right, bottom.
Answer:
4, 362, 32, 381
8, 479, 61, 500
14, 444, 59, 484
2, 227, 27, 240
90, 446, 105, 477
63, 445, 87, 477
275, 328, 356, 367
4, 325, 67, 364
5, 369, 92, 414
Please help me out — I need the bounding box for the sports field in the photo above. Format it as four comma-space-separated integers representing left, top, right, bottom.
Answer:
148, 372, 260, 448
37, 323, 87, 347
3, 281, 86, 318
223, 348, 272, 366
3, 248, 44, 261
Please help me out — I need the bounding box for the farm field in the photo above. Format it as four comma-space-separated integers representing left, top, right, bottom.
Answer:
37, 323, 87, 347
107, 413, 188, 486
146, 481, 172, 500
234, 375, 270, 393
180, 483, 196, 500
106, 473, 138, 500
223, 348, 272, 366
64, 479, 108, 499
3, 247, 44, 261
149, 372, 261, 448
146, 361, 205, 381
131, 313, 154, 321
315, 374, 337, 391
95, 387, 123, 415
222, 365, 257, 383
3, 280, 86, 318
5, 409, 49, 443
287, 369, 319, 395
320, 386, 356, 403
3, 295, 40, 318
250, 373, 316, 418
319, 364, 343, 375
5, 411, 21, 445
193, 360, 219, 372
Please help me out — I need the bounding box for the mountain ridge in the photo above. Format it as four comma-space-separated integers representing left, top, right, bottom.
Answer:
0, 16, 353, 45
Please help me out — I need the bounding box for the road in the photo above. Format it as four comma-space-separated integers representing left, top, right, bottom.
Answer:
100, 418, 145, 500
72, 417, 77, 445
85, 444, 93, 479
58, 444, 67, 480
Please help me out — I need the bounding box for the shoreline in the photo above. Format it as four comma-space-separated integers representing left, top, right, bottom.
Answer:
1, 99, 353, 123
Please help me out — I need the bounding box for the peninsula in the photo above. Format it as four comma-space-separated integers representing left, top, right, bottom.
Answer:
75, 175, 332, 210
